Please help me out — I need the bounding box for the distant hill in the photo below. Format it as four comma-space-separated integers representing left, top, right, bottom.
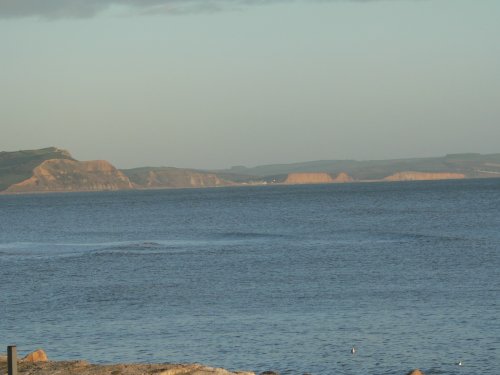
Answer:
1, 147, 500, 194
0, 147, 133, 193
0, 147, 74, 191
0, 148, 251, 193
122, 167, 234, 189
220, 153, 500, 181
6, 159, 133, 193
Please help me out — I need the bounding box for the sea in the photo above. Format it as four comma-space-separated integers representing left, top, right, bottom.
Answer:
0, 179, 499, 375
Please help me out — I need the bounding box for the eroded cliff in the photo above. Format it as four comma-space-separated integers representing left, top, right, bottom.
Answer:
284, 172, 334, 184
284, 172, 353, 184
6, 159, 133, 193
0, 147, 74, 191
123, 167, 232, 189
3, 147, 497, 193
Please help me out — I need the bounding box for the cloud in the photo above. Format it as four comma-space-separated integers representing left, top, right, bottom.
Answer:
0, 0, 400, 19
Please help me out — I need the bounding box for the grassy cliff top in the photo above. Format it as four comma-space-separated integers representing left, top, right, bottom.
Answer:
0, 147, 74, 191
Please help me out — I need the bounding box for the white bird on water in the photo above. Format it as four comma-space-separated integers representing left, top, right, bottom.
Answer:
351, 347, 356, 355
456, 361, 463, 366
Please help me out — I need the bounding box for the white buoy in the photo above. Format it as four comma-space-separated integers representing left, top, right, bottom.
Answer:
351, 347, 356, 354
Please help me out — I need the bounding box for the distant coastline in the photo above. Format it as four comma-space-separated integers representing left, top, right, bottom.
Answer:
1, 147, 499, 194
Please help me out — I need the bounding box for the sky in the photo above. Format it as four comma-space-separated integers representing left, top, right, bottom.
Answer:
1, 0, 499, 169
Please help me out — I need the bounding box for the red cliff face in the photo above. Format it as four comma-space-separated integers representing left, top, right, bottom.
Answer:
284, 173, 335, 184
383, 171, 465, 182
6, 159, 133, 193
284, 172, 354, 184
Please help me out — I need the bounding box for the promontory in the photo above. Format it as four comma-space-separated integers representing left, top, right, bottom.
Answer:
1, 147, 499, 194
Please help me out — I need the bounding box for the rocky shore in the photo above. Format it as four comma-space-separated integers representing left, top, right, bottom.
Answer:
0, 351, 254, 375
0, 349, 426, 375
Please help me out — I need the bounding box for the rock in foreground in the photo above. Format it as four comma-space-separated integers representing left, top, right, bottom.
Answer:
406, 369, 425, 375
0, 355, 429, 375
23, 349, 48, 362
0, 358, 255, 375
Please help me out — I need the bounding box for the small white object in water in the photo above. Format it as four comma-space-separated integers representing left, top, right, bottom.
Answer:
456, 361, 463, 366
351, 347, 356, 354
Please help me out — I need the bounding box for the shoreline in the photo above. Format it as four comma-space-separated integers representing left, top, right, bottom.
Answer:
0, 175, 496, 196
0, 356, 424, 375
0, 358, 255, 375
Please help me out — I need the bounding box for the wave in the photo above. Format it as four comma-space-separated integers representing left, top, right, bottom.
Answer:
97, 241, 164, 251
0, 241, 174, 259
211, 231, 287, 240
89, 241, 175, 256
0, 239, 239, 259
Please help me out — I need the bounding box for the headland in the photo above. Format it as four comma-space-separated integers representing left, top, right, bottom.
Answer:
1, 147, 499, 194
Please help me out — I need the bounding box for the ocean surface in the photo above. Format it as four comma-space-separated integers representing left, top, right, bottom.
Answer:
1, 180, 499, 375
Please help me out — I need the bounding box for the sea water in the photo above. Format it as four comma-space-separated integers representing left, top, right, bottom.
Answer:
0, 179, 499, 374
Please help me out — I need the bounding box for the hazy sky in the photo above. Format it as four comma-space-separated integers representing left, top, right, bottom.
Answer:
1, 0, 499, 169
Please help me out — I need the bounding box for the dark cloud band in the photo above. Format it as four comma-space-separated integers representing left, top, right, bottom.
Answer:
0, 0, 394, 19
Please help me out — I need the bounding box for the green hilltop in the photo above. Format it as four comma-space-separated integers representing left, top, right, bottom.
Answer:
0, 147, 74, 191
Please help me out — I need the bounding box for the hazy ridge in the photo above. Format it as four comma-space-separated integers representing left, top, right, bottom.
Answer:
1, 147, 500, 193
221, 153, 500, 181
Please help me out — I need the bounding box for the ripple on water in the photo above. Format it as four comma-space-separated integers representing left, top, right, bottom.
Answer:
0, 182, 499, 375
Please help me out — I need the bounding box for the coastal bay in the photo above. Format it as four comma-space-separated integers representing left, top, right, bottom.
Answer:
1, 181, 498, 374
